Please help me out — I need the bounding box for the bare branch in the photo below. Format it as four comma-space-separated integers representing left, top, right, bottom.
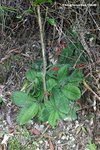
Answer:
37, 5, 48, 101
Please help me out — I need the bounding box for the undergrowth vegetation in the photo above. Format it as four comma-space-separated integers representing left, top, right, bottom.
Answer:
12, 63, 83, 127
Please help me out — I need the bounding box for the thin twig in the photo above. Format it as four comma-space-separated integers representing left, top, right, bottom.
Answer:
37, 5, 48, 101
83, 80, 100, 101
76, 18, 93, 63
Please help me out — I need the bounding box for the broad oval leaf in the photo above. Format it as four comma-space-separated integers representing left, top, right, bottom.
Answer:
64, 108, 77, 121
46, 78, 57, 91
26, 69, 36, 82
68, 69, 83, 86
48, 111, 58, 127
57, 65, 68, 81
39, 107, 49, 122
45, 100, 55, 112
17, 103, 39, 125
11, 91, 34, 107
70, 109, 77, 120
63, 84, 81, 100
36, 72, 42, 79
52, 88, 70, 114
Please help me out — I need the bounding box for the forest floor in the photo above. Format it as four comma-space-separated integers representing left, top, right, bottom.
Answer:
0, 30, 100, 150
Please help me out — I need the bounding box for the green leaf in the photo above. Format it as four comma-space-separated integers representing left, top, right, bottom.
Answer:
48, 111, 58, 127
53, 89, 78, 120
11, 91, 34, 107
62, 102, 78, 121
17, 103, 39, 125
36, 72, 42, 79
86, 140, 97, 150
45, 100, 55, 112
47, 17, 56, 26
44, 88, 79, 125
63, 109, 77, 121
68, 69, 83, 85
58, 112, 67, 120
34, 89, 44, 101
39, 107, 50, 122
70, 109, 77, 120
46, 78, 57, 91
57, 65, 68, 81
52, 89, 70, 114
34, 77, 40, 86
49, 89, 70, 120
26, 70, 36, 82
63, 84, 81, 100
57, 98, 70, 115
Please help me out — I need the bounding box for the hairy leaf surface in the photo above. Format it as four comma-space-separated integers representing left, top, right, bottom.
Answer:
12, 91, 34, 107
17, 103, 39, 125
63, 84, 81, 100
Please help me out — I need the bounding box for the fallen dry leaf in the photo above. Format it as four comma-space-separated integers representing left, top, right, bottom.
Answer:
31, 128, 41, 135
57, 146, 63, 150
6, 110, 12, 126
48, 139, 54, 150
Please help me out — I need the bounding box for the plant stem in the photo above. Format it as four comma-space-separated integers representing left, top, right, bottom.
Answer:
37, 5, 48, 101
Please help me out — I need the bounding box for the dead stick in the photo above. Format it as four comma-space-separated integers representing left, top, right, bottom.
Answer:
37, 6, 48, 101
83, 80, 100, 101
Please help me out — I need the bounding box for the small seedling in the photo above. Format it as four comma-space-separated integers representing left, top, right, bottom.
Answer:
12, 63, 83, 127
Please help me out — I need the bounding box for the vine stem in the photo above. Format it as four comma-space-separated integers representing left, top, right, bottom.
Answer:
37, 5, 48, 101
